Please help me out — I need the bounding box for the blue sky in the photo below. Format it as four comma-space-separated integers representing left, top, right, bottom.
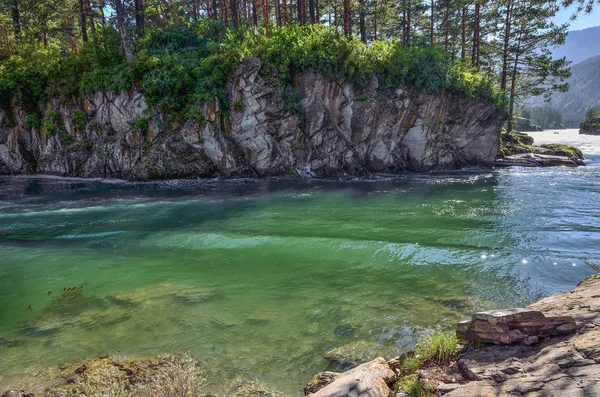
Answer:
553, 5, 599, 31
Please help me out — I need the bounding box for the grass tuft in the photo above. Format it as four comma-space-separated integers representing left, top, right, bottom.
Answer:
396, 374, 435, 397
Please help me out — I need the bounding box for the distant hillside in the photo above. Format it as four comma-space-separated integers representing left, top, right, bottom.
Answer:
553, 26, 600, 65
533, 55, 600, 127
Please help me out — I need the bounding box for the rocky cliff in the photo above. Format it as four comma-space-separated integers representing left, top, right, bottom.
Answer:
0, 59, 504, 181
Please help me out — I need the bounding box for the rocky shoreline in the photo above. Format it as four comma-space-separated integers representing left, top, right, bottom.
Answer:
3, 273, 598, 397
305, 273, 600, 397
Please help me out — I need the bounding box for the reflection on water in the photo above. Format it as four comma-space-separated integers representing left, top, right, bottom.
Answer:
0, 134, 599, 394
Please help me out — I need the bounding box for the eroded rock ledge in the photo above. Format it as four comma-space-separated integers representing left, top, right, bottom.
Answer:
306, 273, 600, 397
0, 59, 504, 180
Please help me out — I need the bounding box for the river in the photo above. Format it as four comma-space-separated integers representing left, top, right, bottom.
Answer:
0, 129, 599, 394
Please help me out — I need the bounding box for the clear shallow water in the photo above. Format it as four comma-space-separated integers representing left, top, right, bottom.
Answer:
1, 132, 599, 394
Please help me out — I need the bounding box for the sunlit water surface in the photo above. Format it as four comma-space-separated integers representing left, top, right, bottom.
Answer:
0, 130, 599, 394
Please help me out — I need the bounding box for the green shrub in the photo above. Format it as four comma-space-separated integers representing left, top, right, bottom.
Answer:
24, 114, 41, 130
282, 85, 303, 115
233, 100, 244, 112
133, 118, 150, 133
60, 133, 75, 146
42, 111, 61, 135
73, 110, 87, 129
586, 107, 599, 120
185, 107, 207, 126
0, 22, 502, 120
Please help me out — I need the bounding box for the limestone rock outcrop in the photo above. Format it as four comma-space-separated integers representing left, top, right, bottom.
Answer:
0, 59, 505, 180
306, 358, 395, 397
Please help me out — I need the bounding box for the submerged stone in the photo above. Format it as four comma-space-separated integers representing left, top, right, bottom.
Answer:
324, 341, 396, 370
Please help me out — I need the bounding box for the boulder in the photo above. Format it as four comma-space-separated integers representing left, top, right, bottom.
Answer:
457, 308, 577, 345
307, 357, 394, 397
579, 117, 600, 135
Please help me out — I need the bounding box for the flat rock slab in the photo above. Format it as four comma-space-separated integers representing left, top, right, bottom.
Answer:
446, 274, 600, 397
495, 153, 584, 167
307, 357, 394, 397
457, 307, 576, 345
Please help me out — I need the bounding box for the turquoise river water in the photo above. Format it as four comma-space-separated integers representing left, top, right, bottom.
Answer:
1, 130, 599, 394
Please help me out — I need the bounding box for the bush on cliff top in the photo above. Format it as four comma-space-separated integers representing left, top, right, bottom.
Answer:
0, 22, 501, 115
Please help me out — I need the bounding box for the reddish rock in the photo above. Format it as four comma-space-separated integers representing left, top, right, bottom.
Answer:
457, 308, 576, 345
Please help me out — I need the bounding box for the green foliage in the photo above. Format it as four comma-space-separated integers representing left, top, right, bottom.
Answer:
401, 356, 422, 374
586, 107, 599, 120
73, 110, 87, 130
400, 329, 460, 376
233, 100, 244, 112
446, 63, 503, 106
0, 22, 502, 121
396, 375, 435, 397
42, 111, 61, 135
133, 118, 150, 133
282, 85, 303, 115
24, 114, 41, 130
414, 330, 459, 364
185, 107, 207, 126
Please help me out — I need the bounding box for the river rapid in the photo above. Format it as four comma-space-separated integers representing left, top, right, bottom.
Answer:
0, 129, 599, 394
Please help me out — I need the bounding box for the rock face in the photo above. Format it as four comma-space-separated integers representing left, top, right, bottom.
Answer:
457, 308, 577, 345
446, 274, 600, 397
306, 358, 395, 397
580, 117, 600, 135
0, 59, 504, 181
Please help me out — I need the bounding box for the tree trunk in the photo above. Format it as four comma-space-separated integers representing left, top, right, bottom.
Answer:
252, 0, 258, 26
231, 0, 239, 25
87, 0, 97, 43
281, 0, 289, 24
343, 0, 351, 37
443, 3, 448, 51
298, 0, 306, 24
262, 0, 269, 30
99, 0, 106, 25
507, 32, 522, 132
308, 0, 315, 23
404, 4, 411, 45
192, 0, 199, 20
471, 1, 479, 66
11, 0, 21, 40
373, 1, 377, 40
79, 0, 89, 42
222, 0, 229, 24
500, 0, 512, 91
461, 6, 466, 60
275, 0, 281, 25
359, 0, 366, 43
134, 0, 145, 38
430, 0, 434, 45
315, 0, 319, 23
114, 0, 135, 62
